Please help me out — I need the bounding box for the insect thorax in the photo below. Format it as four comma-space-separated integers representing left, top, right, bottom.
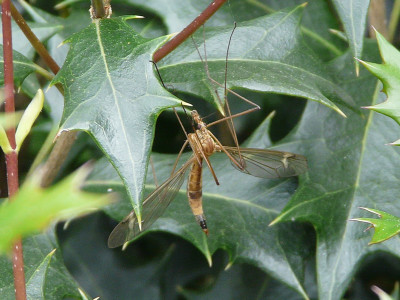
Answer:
189, 130, 216, 157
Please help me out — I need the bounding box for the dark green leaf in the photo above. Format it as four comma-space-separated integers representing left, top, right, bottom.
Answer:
86, 112, 312, 299
0, 231, 83, 299
270, 40, 400, 300
52, 17, 181, 225
160, 5, 352, 115
0, 45, 37, 87
59, 213, 173, 299
130, 0, 344, 60
331, 0, 370, 72
178, 264, 305, 300
26, 249, 55, 299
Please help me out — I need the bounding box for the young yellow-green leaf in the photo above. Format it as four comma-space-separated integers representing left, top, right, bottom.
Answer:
0, 166, 111, 253
360, 30, 400, 144
52, 16, 182, 225
0, 120, 12, 154
15, 89, 44, 153
350, 207, 400, 244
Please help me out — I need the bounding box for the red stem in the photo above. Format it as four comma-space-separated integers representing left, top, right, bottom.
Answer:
2, 1, 27, 299
153, 0, 228, 62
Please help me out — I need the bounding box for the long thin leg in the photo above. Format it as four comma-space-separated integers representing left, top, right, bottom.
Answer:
150, 156, 159, 187
170, 139, 189, 176
207, 130, 244, 170
173, 108, 202, 167
194, 26, 260, 163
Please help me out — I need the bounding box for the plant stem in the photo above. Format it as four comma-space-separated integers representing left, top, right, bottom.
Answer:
388, 0, 400, 42
2, 0, 27, 299
368, 0, 388, 39
10, 2, 60, 75
9, 2, 76, 187
91, 0, 106, 19
153, 0, 228, 62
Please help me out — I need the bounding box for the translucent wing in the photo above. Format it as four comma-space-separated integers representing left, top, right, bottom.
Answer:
108, 158, 194, 248
224, 147, 308, 178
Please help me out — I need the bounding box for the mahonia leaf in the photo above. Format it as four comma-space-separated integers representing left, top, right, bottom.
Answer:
360, 30, 400, 144
350, 207, 400, 244
270, 40, 400, 300
160, 4, 352, 116
331, 0, 370, 73
52, 17, 182, 224
0, 230, 85, 299
85, 113, 311, 299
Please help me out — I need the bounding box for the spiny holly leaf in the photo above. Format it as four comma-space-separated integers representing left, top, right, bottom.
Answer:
270, 39, 400, 300
0, 166, 110, 253
0, 231, 84, 299
52, 17, 182, 224
331, 0, 370, 73
359, 30, 400, 145
350, 207, 400, 244
160, 4, 352, 115
85, 113, 312, 299
178, 264, 305, 300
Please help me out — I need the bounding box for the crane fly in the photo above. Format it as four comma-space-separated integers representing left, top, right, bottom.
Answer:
107, 109, 307, 248
108, 23, 308, 249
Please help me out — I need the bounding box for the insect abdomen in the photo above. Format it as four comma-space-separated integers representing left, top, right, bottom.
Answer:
187, 159, 208, 235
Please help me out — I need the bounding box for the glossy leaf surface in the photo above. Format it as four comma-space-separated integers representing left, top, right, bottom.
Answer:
0, 231, 83, 299
351, 208, 400, 244
159, 5, 352, 115
86, 113, 312, 298
52, 17, 181, 221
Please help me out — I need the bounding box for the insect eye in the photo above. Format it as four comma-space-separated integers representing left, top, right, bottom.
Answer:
197, 124, 201, 130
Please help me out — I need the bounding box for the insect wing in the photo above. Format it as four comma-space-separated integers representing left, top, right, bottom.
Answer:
107, 158, 194, 248
225, 147, 307, 178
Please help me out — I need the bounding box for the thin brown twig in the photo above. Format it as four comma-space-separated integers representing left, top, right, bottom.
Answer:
152, 0, 228, 62
91, 0, 106, 19
10, 2, 60, 75
368, 0, 389, 39
13, 0, 228, 190
2, 0, 27, 299
10, 2, 77, 187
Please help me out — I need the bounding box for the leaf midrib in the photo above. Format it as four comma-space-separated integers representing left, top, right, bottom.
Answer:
94, 20, 139, 202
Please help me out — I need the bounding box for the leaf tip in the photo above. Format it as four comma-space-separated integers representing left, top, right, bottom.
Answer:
122, 242, 129, 251
268, 218, 278, 226
336, 108, 347, 118
224, 261, 233, 271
